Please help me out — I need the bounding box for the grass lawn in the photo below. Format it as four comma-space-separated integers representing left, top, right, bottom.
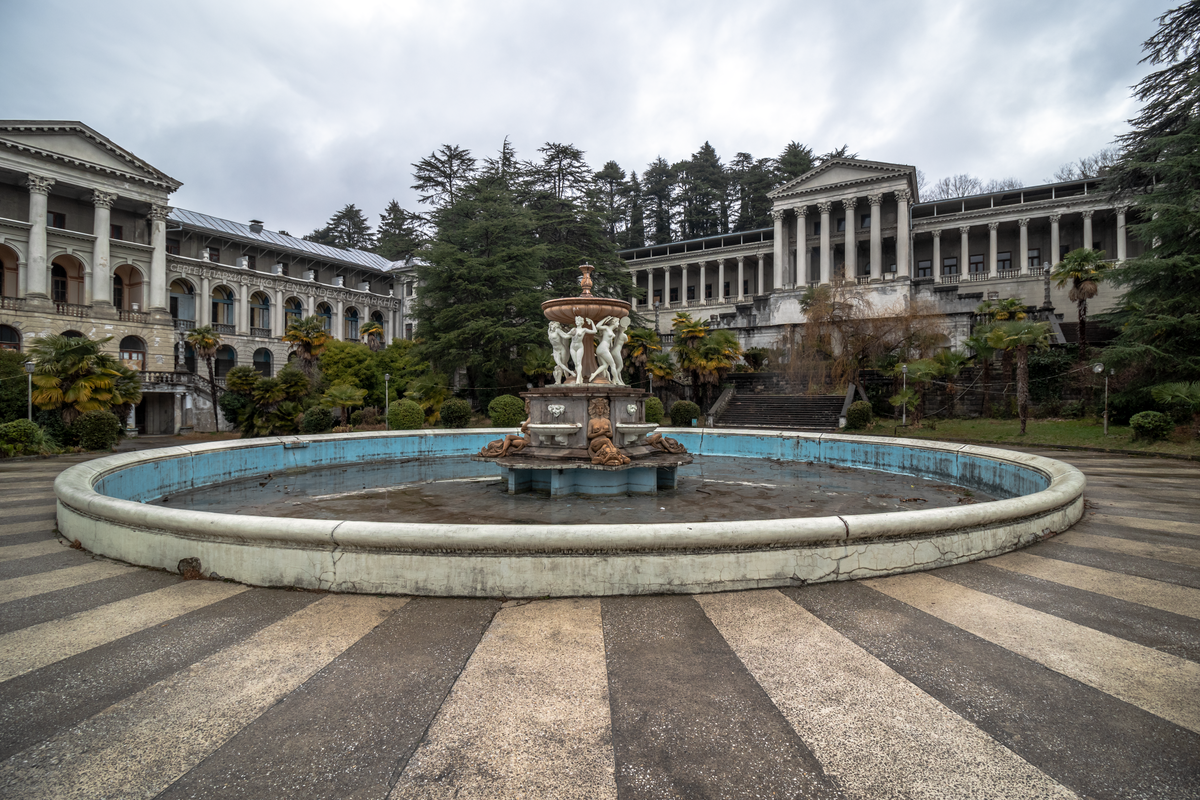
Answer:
859, 417, 1200, 458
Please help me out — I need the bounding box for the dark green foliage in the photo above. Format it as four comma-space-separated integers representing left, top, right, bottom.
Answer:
675, 142, 727, 239
304, 203, 376, 250
670, 400, 701, 427
221, 364, 309, 437
218, 392, 250, 428
349, 409, 364, 426
300, 406, 334, 434
1166, 398, 1195, 424
1061, 400, 1087, 418
1027, 345, 1077, 405
0, 419, 47, 456
644, 396, 664, 425
412, 144, 477, 209
742, 347, 769, 371
439, 397, 473, 428
70, 410, 121, 451
1130, 410, 1174, 441
777, 141, 815, 182
375, 200, 424, 261
35, 409, 71, 446
488, 395, 526, 427
224, 366, 260, 394
845, 400, 873, 430
318, 340, 385, 408
389, 398, 425, 430
0, 350, 31, 425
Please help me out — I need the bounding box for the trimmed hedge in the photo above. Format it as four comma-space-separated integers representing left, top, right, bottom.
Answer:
669, 400, 701, 427
70, 410, 122, 451
845, 400, 873, 430
0, 419, 47, 456
389, 398, 425, 430
300, 407, 334, 434
644, 396, 664, 425
1130, 410, 1173, 441
488, 394, 526, 427
440, 397, 473, 428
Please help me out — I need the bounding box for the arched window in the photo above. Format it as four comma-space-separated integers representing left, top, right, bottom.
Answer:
215, 345, 237, 378
119, 335, 146, 371
0, 244, 18, 299
250, 292, 271, 334
284, 297, 303, 328
52, 264, 68, 303
253, 348, 273, 377
211, 287, 235, 329
170, 279, 196, 327
317, 303, 333, 333
0, 325, 20, 351
343, 306, 360, 340
112, 274, 124, 309
61, 329, 85, 339
50, 257, 84, 305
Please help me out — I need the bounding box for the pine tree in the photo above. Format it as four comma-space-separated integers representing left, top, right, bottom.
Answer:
375, 200, 425, 262
777, 141, 815, 183
730, 152, 778, 231
593, 160, 628, 243
411, 144, 477, 208
677, 142, 726, 238
1102, 1, 1200, 385
622, 171, 646, 249
304, 204, 376, 250
643, 157, 675, 245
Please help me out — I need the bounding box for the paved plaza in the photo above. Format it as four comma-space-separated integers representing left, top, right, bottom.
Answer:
0, 440, 1197, 799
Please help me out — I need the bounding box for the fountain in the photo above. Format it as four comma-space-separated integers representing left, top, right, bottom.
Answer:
475, 264, 690, 496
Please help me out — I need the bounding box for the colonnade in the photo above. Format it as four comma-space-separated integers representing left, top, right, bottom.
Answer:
627, 253, 769, 311
782, 188, 912, 285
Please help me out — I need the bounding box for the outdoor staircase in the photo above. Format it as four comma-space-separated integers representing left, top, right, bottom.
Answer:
715, 394, 845, 432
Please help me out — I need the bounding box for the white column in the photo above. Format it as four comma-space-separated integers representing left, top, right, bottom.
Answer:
770, 210, 784, 291
1116, 206, 1128, 262
716, 258, 725, 302
698, 262, 707, 305
663, 266, 671, 309
737, 255, 745, 301
794, 207, 808, 286
1018, 218, 1030, 275
932, 230, 941, 278
198, 276, 210, 326
629, 272, 637, 306
148, 204, 170, 312
988, 222, 999, 277
274, 288, 285, 335
681, 263, 689, 307
959, 226, 970, 277
335, 297, 345, 338
757, 254, 765, 294
896, 188, 911, 278
24, 174, 54, 299
1050, 213, 1062, 265
818, 201, 832, 284
1082, 209, 1094, 250
868, 193, 882, 281
91, 191, 117, 306
843, 198, 857, 281
173, 392, 183, 434
239, 283, 250, 334
307, 293, 317, 317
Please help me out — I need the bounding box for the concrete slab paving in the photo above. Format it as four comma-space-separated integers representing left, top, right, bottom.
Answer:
0, 442, 1196, 798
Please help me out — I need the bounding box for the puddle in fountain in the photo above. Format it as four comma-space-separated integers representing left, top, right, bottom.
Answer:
153, 455, 996, 525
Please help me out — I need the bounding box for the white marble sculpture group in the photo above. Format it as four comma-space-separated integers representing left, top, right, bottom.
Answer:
548, 315, 631, 385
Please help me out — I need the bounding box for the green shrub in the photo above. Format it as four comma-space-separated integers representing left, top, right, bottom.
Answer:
300, 407, 334, 434
224, 366, 260, 394
0, 419, 49, 456
440, 397, 473, 428
217, 391, 250, 429
349, 409, 364, 426
845, 400, 873, 430
669, 400, 701, 427
1166, 398, 1195, 425
358, 407, 380, 426
35, 409, 72, 447
389, 398, 425, 430
488, 394, 526, 427
1130, 410, 1174, 441
70, 410, 121, 451
1060, 400, 1085, 419
644, 396, 664, 425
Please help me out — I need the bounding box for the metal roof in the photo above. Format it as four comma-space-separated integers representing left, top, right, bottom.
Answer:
169, 208, 396, 272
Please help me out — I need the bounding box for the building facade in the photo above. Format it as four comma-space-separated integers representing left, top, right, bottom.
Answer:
619, 158, 1140, 350
0, 121, 416, 433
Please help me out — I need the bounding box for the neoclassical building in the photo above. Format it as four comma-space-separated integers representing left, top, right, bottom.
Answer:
0, 121, 416, 433
620, 158, 1139, 349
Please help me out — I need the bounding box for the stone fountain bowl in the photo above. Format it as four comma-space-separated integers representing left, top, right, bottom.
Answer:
541, 296, 631, 325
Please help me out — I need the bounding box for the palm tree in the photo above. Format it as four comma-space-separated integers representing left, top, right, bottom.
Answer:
1053, 248, 1112, 361
404, 372, 450, 424
283, 315, 330, 378
522, 346, 555, 388
359, 320, 385, 352
109, 363, 143, 430
991, 297, 1028, 321
321, 382, 368, 424
694, 329, 743, 408
186, 326, 223, 426
671, 312, 708, 400
623, 327, 661, 389
646, 352, 676, 402
28, 333, 120, 425
988, 321, 1051, 434
932, 349, 970, 416
963, 328, 997, 416
889, 359, 937, 425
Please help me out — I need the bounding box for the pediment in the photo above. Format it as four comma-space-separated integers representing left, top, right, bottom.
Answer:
769, 158, 915, 200
0, 122, 181, 191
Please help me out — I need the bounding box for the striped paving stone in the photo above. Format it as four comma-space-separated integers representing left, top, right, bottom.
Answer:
0, 445, 1194, 798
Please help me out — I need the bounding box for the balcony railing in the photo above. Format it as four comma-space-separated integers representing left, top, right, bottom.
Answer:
250, 327, 272, 338
939, 274, 961, 285
55, 302, 90, 317
118, 309, 149, 323
998, 269, 1022, 279
0, 297, 24, 311
213, 323, 235, 335
173, 318, 196, 331
965, 271, 990, 282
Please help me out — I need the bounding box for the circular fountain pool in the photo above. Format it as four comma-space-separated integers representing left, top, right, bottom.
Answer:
54, 428, 1085, 597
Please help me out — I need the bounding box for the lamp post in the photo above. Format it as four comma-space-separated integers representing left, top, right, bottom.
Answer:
901, 363, 908, 426
1093, 363, 1108, 436
25, 361, 35, 421
384, 373, 390, 430
1042, 262, 1053, 309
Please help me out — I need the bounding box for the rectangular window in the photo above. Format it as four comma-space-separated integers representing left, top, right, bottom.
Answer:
998, 251, 1012, 270
669, 287, 679, 303
836, 218, 846, 232
705, 283, 712, 299
686, 285, 695, 301
653, 289, 662, 305
207, 246, 220, 263
280, 262, 290, 277
247, 255, 257, 270
723, 281, 730, 298
969, 254, 985, 273
48, 212, 66, 229
110, 224, 123, 240
743, 279, 750, 295
1028, 248, 1041, 268
405, 322, 413, 339
1060, 244, 1070, 259
166, 238, 181, 255
885, 262, 897, 273
942, 256, 958, 275
405, 282, 413, 297
813, 221, 821, 235
861, 213, 871, 229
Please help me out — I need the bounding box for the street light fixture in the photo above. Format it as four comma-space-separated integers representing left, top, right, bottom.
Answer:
24, 361, 35, 421
901, 363, 908, 427
384, 373, 390, 430
1093, 363, 1109, 436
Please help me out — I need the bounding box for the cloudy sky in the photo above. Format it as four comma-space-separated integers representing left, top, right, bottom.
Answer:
5, 0, 1165, 236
